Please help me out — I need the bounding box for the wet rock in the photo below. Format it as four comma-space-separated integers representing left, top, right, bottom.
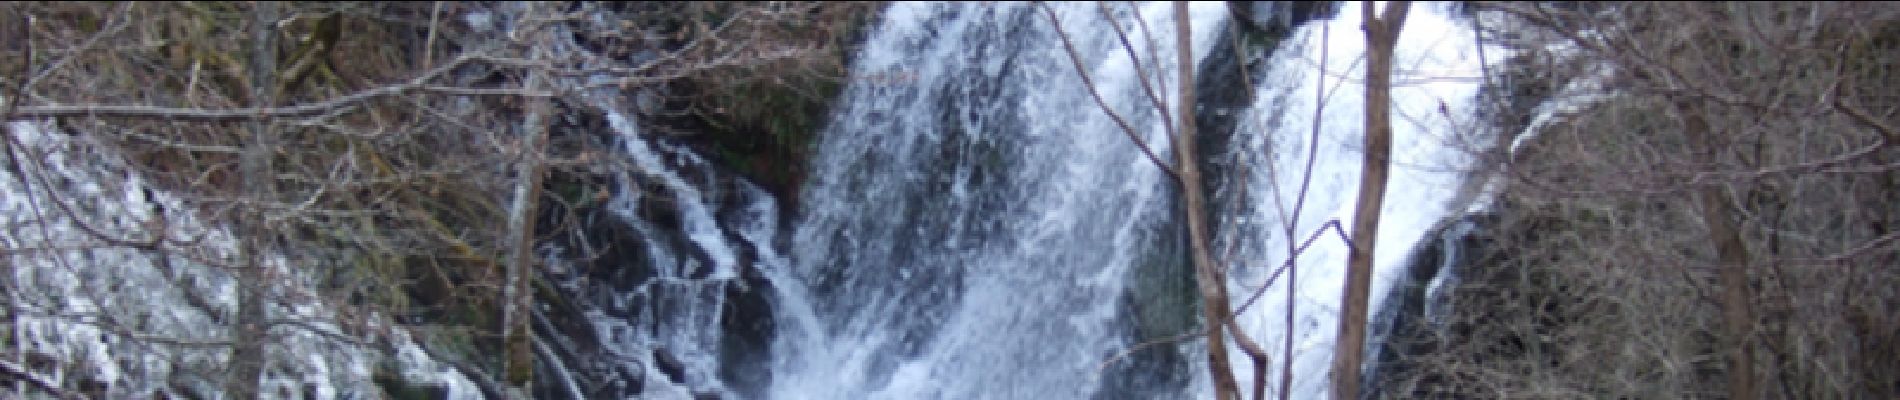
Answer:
654, 348, 687, 384
1229, 1, 1341, 38
718, 273, 777, 397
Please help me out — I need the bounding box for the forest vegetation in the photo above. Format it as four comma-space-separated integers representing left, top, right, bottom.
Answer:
0, 1, 1896, 399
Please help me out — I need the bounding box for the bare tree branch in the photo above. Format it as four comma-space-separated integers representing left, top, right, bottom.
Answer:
0, 359, 85, 400
6, 53, 507, 122
1039, 2, 1181, 184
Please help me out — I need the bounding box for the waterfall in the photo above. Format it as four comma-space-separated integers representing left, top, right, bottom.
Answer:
540, 108, 807, 399
1212, 3, 1497, 398
1424, 219, 1479, 329
526, 1, 1504, 398
0, 1, 1511, 398
772, 2, 1227, 398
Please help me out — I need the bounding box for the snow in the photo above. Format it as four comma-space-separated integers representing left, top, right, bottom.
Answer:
1, 117, 472, 398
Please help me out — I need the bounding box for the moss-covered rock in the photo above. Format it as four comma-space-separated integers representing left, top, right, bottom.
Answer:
624, 2, 886, 208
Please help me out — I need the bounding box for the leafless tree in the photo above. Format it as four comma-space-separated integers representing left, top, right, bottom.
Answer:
1330, 3, 1409, 400
0, 2, 864, 397
1046, 2, 1379, 399
1378, 2, 1900, 398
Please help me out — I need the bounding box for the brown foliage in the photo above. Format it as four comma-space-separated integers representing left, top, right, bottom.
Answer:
1386, 2, 1900, 398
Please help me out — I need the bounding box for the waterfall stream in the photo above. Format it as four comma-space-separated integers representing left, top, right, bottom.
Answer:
773, 2, 1226, 398
0, 2, 1505, 398
1212, 4, 1495, 398
565, 2, 1502, 399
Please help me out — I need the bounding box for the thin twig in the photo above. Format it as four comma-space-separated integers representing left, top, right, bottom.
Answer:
1237, 219, 1354, 316
1097, 2, 1177, 143
1038, 1, 1180, 183
23, 3, 135, 94
7, 53, 496, 122
1127, 1, 1170, 113
423, 1, 443, 70
1280, 21, 1335, 400
1093, 330, 1207, 380
0, 359, 84, 400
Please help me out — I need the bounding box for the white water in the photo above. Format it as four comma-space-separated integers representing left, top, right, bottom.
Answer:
772, 2, 1227, 398
1, 2, 1510, 398
1213, 3, 1500, 398
549, 109, 797, 399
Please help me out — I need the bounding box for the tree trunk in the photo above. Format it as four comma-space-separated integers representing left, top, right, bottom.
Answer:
1679, 103, 1757, 400
1333, 3, 1408, 399
500, 46, 552, 400
228, 2, 281, 398
1170, 3, 1241, 399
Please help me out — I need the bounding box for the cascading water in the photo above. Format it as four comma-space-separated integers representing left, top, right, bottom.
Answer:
539, 106, 805, 399
0, 1, 1513, 398
553, 2, 1506, 399
771, 2, 1226, 398
1211, 3, 1499, 398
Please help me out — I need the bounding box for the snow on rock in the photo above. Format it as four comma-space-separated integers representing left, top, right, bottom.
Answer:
1, 118, 475, 398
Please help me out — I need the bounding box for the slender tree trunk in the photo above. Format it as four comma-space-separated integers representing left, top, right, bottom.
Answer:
1170, 3, 1240, 399
228, 2, 280, 398
500, 46, 551, 400
1333, 3, 1407, 399
1678, 103, 1757, 400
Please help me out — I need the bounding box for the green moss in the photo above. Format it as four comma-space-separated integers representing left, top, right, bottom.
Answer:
668, 3, 878, 201
690, 62, 847, 201
1238, 25, 1286, 55
1128, 232, 1199, 342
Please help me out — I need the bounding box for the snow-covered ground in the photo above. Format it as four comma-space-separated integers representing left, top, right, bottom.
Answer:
1, 118, 475, 399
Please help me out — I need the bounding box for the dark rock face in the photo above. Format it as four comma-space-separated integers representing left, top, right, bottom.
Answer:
717, 272, 777, 398
528, 3, 1349, 398
532, 100, 788, 398
519, 4, 833, 395
1092, 4, 1340, 397
1194, 14, 1263, 193
532, 191, 784, 399
1228, 1, 1342, 39
375, 369, 454, 400
1356, 16, 1575, 396
1101, 210, 1197, 400
1360, 214, 1494, 400
1364, 204, 1623, 399
1200, 1, 1337, 224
